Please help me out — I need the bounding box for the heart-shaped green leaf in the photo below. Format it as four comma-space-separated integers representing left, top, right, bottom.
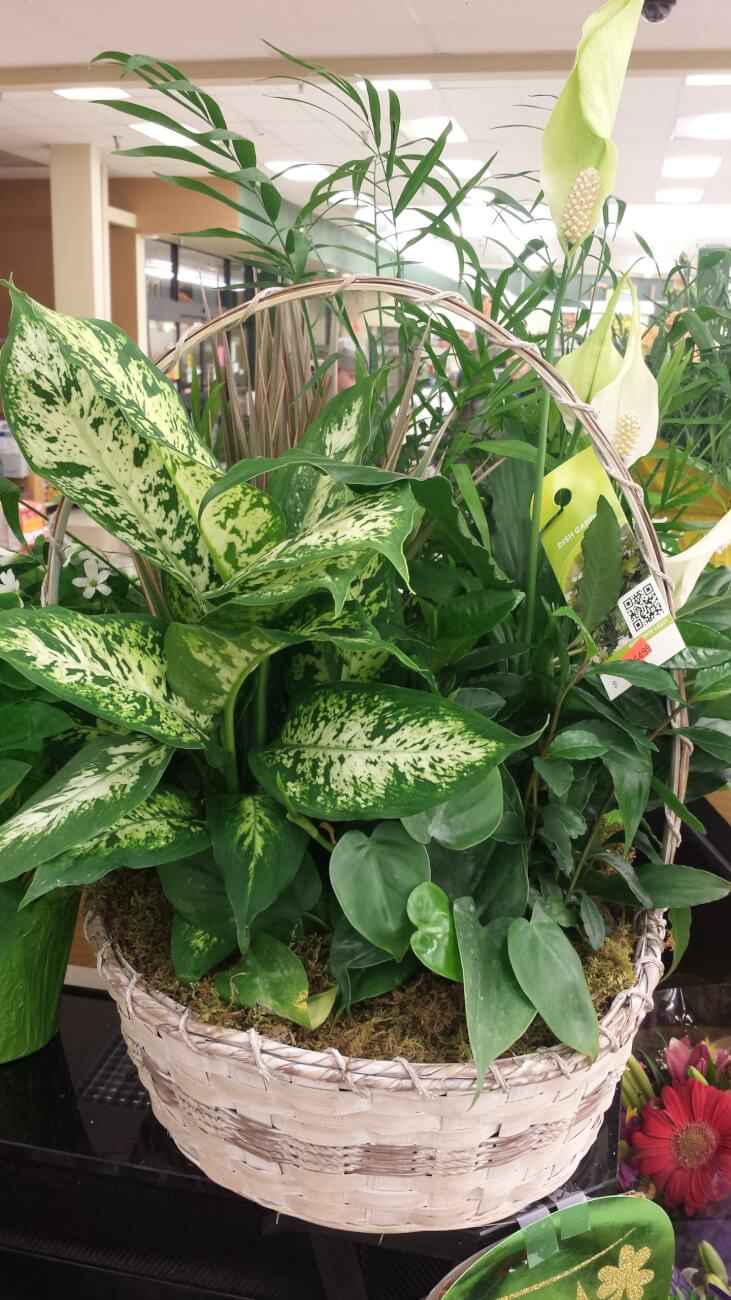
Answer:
402, 768, 503, 851
508, 904, 599, 1059
216, 931, 337, 1028
329, 822, 430, 960
407, 882, 462, 981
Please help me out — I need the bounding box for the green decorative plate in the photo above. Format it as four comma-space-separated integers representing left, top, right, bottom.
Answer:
428, 1196, 675, 1300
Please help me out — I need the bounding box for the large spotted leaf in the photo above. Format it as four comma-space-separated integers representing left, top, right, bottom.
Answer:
21, 787, 210, 906
162, 453, 284, 581
0, 296, 215, 593
208, 792, 308, 951
266, 378, 379, 533
0, 608, 213, 747
1, 287, 214, 467
0, 734, 171, 881
250, 683, 539, 821
225, 484, 420, 600
166, 603, 433, 715
221, 552, 368, 615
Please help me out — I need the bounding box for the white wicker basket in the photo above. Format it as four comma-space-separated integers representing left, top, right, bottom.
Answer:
86, 275, 688, 1233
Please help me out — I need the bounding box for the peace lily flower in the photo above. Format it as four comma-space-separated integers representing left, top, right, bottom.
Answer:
591, 282, 659, 467
72, 556, 112, 600
0, 569, 22, 604
664, 510, 731, 609
556, 274, 627, 429
541, 0, 644, 251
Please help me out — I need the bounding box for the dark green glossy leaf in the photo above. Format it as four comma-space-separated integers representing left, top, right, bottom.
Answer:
533, 755, 573, 799
575, 496, 623, 633
585, 862, 730, 909
407, 882, 462, 981
579, 893, 607, 951
216, 932, 336, 1028
454, 902, 535, 1097
508, 904, 599, 1059
401, 768, 503, 851
329, 822, 430, 960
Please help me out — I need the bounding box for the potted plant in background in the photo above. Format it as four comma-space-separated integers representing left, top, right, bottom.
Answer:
0, 0, 729, 1232
0, 495, 139, 1062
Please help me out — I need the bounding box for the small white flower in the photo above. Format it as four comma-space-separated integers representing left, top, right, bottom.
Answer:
72, 556, 112, 600
0, 569, 22, 604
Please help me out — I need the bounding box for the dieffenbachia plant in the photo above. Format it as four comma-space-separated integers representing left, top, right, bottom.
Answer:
0, 283, 729, 1087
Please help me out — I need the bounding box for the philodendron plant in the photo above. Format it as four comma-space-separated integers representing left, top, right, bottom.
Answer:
0, 282, 729, 1087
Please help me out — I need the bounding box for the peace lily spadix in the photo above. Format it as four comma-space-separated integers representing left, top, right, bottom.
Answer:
591, 283, 659, 467
541, 0, 643, 251
664, 510, 731, 609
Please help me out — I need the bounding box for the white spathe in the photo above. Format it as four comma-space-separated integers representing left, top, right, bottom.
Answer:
664, 510, 731, 610
591, 283, 659, 467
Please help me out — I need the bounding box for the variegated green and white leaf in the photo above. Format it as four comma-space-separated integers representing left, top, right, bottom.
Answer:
167, 603, 433, 715
166, 622, 285, 713
228, 484, 420, 599
267, 378, 379, 533
172, 914, 237, 985
209, 791, 307, 951
0, 302, 215, 593
21, 787, 210, 906
250, 682, 540, 821
0, 733, 171, 881
0, 609, 213, 747
221, 552, 369, 615
161, 452, 285, 581
1, 287, 215, 467
338, 555, 404, 681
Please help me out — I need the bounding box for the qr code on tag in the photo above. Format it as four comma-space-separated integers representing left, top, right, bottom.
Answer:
618, 577, 668, 636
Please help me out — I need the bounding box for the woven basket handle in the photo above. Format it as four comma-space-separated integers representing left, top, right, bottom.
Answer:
154, 272, 687, 863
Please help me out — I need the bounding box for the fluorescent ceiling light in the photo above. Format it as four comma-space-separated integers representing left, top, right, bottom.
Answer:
686, 73, 731, 86
674, 113, 731, 141
55, 86, 130, 101
442, 158, 489, 181
130, 121, 199, 147
402, 116, 468, 144
655, 186, 704, 203
356, 78, 432, 92
265, 161, 331, 181
662, 154, 721, 179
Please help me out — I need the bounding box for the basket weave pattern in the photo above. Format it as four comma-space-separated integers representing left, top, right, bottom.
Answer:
87, 910, 665, 1231
85, 275, 687, 1232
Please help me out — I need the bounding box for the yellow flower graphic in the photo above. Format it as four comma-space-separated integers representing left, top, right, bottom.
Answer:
596, 1244, 654, 1299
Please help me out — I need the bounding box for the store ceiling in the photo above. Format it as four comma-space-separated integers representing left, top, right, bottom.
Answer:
1, 0, 730, 272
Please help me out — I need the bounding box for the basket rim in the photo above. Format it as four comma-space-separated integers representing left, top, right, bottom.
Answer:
85, 905, 666, 1097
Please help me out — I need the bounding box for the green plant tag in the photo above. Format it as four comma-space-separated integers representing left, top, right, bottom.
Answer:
536, 446, 684, 698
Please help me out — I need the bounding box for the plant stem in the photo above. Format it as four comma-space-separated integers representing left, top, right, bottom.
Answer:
566, 790, 613, 900
286, 811, 333, 854
522, 258, 571, 653
221, 691, 239, 794
253, 660, 269, 748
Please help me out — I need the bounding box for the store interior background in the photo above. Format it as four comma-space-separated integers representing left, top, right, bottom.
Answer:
1, 0, 730, 975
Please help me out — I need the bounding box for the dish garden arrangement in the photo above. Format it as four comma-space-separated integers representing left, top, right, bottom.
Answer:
0, 0, 730, 1231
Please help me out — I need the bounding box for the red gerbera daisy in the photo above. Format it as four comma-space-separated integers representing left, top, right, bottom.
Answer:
630, 1078, 731, 1215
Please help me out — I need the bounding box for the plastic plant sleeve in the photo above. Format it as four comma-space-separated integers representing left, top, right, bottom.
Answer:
0, 886, 78, 1064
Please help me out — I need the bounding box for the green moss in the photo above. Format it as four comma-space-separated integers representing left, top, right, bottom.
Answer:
89, 871, 637, 1063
